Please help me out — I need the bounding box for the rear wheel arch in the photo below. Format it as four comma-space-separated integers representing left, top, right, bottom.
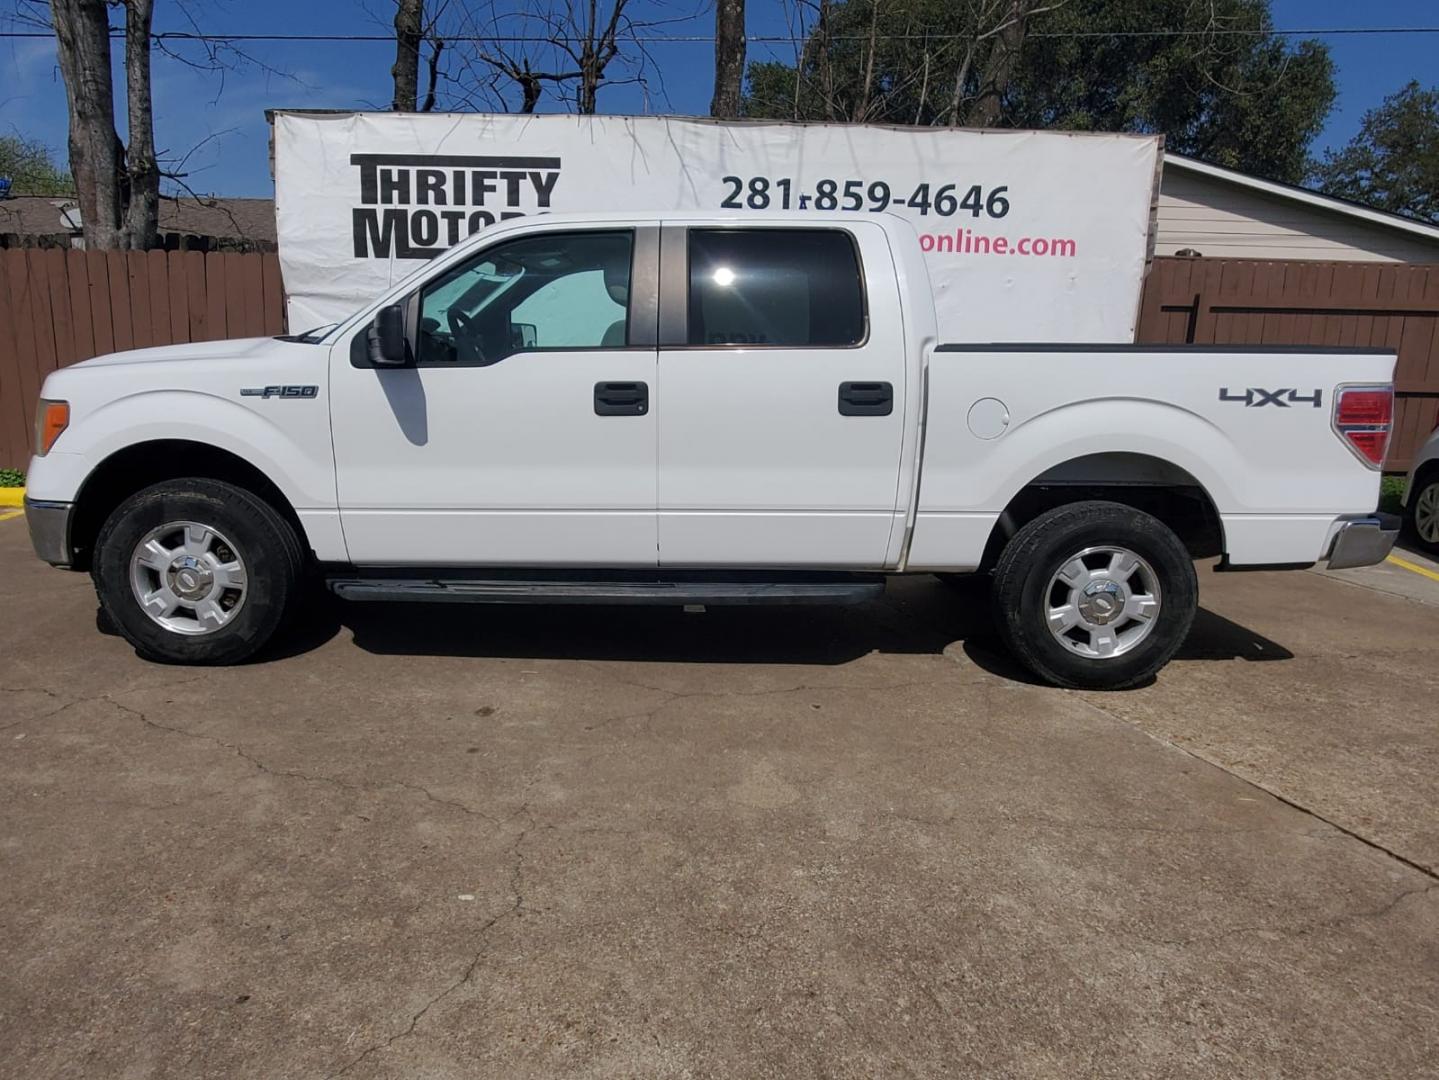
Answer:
69, 440, 308, 572
978, 452, 1225, 572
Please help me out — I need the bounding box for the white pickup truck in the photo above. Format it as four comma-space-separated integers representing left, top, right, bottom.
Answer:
24, 212, 1398, 688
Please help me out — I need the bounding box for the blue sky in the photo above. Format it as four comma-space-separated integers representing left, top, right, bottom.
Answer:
2, 0, 1436, 197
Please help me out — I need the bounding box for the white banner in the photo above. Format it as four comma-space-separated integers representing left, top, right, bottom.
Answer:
273, 112, 1160, 342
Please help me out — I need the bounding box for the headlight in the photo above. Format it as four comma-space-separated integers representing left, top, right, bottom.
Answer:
34, 399, 69, 456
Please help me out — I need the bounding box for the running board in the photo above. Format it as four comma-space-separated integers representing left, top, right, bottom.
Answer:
326, 571, 885, 607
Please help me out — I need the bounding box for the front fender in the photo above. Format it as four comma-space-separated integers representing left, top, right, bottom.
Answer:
52, 388, 337, 511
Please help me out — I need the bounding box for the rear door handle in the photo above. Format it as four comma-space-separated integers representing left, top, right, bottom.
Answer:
838, 380, 893, 416
594, 380, 649, 416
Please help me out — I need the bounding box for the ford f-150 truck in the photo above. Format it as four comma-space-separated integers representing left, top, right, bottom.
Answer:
23, 212, 1399, 688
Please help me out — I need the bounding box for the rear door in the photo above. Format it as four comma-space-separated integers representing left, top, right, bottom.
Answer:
656, 222, 907, 567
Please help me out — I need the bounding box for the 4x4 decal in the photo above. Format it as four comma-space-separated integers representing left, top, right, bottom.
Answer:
1219, 387, 1322, 408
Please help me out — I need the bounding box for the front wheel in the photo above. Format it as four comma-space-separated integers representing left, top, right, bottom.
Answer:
991, 501, 1198, 690
93, 479, 305, 665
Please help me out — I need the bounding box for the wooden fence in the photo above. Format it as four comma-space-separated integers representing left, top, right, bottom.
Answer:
1137, 256, 1439, 471
0, 248, 286, 470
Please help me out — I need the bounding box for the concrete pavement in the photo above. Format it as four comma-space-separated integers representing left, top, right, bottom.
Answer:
1, 515, 1435, 1078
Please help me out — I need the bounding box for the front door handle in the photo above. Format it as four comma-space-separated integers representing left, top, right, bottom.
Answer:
838, 380, 893, 416
595, 380, 649, 416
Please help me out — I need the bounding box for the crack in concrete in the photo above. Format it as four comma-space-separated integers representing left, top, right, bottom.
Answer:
100, 694, 505, 825
1133, 881, 1439, 949
92, 688, 545, 1075
1306, 566, 1439, 610
1073, 694, 1439, 883
890, 809, 1342, 841
325, 804, 535, 1078
0, 685, 72, 733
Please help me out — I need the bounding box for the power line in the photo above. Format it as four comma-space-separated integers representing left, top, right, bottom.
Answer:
3, 26, 1439, 45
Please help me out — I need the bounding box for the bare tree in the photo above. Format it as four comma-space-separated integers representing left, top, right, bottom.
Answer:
566, 0, 631, 114
120, 0, 158, 248
949, 0, 1068, 127
967, 0, 1025, 126
710, 0, 745, 118
43, 0, 160, 248
446, 0, 665, 116
50, 0, 123, 247
852, 0, 878, 121
392, 0, 423, 110
420, 35, 446, 110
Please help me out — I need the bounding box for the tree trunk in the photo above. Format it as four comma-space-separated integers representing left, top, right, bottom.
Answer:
948, 41, 976, 125
120, 0, 158, 250
51, 0, 123, 248
710, 0, 745, 119
520, 72, 542, 113
967, 0, 1029, 128
853, 0, 879, 122
420, 36, 444, 111
815, 0, 837, 121
391, 0, 423, 111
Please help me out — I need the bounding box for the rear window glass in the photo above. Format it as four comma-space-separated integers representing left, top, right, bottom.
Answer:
687, 229, 865, 347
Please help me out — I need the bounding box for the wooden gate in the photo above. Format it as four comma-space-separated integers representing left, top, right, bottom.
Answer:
0, 248, 286, 471
1137, 256, 1439, 470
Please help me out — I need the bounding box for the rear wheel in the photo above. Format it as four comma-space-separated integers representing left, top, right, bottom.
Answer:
1405, 470, 1439, 556
991, 500, 1198, 690
93, 479, 305, 664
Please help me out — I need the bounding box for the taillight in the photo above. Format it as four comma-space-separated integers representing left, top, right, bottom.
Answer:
34, 399, 69, 457
1333, 385, 1392, 469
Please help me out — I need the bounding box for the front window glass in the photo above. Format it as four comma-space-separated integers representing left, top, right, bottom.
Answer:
417, 230, 633, 364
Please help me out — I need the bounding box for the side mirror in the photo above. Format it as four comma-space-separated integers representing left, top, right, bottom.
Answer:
368, 303, 408, 366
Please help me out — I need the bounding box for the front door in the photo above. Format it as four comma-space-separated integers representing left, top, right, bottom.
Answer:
656, 223, 907, 567
330, 225, 659, 566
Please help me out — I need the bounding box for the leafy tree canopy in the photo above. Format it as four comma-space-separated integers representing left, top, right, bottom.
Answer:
744, 0, 1335, 184
0, 134, 74, 196
1312, 82, 1439, 224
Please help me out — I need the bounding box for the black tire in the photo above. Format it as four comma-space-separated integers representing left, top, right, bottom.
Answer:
1403, 468, 1439, 556
92, 478, 305, 665
991, 500, 1198, 690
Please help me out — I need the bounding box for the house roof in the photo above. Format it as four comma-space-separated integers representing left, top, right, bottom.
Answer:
1163, 153, 1439, 245
0, 194, 276, 243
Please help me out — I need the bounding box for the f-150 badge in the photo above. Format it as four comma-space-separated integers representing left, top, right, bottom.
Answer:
1219, 387, 1322, 408
240, 385, 319, 399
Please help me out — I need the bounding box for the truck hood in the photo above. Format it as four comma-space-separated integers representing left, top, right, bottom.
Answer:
74, 337, 281, 369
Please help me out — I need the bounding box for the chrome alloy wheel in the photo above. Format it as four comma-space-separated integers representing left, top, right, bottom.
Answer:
1045, 545, 1162, 659
1416, 481, 1439, 545
129, 521, 248, 635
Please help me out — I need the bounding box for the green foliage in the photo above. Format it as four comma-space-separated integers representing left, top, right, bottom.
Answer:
0, 135, 73, 196
0, 467, 25, 487
744, 0, 1335, 184
1379, 475, 1406, 516
746, 0, 972, 126
1312, 82, 1439, 224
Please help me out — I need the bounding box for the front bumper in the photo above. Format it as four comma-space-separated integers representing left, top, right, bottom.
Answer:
25, 498, 74, 567
1326, 513, 1400, 570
